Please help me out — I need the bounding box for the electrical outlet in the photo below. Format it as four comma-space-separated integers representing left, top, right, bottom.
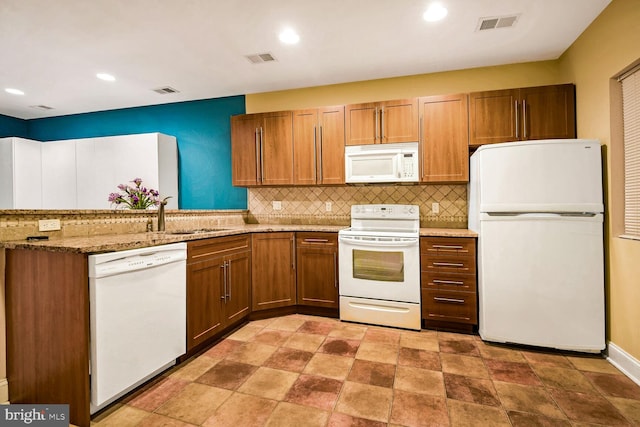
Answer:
272, 201, 282, 211
431, 202, 440, 214
38, 219, 61, 231
325, 202, 332, 212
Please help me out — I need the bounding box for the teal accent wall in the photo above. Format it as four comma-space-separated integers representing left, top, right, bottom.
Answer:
27, 96, 247, 209
0, 114, 29, 138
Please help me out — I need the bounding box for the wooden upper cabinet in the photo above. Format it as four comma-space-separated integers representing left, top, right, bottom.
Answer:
468, 89, 518, 147
231, 114, 262, 186
292, 106, 345, 185
419, 94, 470, 183
318, 106, 346, 184
345, 103, 377, 145
345, 98, 418, 145
469, 84, 576, 147
231, 111, 293, 186
519, 84, 576, 141
261, 111, 294, 185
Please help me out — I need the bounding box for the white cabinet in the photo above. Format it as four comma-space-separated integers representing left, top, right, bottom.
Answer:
0, 137, 42, 209
42, 140, 77, 209
75, 133, 179, 209
1, 133, 178, 210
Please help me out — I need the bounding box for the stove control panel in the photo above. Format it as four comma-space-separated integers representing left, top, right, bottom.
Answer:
351, 204, 419, 220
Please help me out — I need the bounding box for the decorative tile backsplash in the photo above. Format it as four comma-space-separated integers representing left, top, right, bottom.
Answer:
248, 184, 468, 228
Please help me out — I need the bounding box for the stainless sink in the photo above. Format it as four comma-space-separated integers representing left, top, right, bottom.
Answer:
166, 228, 230, 235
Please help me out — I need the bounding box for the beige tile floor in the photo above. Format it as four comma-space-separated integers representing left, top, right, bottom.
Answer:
91, 314, 640, 426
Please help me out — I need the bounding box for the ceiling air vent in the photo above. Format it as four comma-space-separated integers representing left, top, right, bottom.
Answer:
152, 86, 180, 95
29, 105, 54, 110
477, 14, 520, 31
245, 52, 277, 64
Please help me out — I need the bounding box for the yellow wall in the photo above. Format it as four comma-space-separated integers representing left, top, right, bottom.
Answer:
559, 0, 640, 359
246, 61, 563, 113
246, 0, 640, 361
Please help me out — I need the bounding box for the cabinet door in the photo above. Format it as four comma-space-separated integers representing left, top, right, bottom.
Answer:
296, 233, 338, 308
11, 138, 42, 209
187, 258, 225, 351
231, 114, 262, 186
293, 109, 318, 185
419, 94, 469, 183
318, 106, 345, 184
469, 89, 519, 147
380, 98, 419, 144
224, 250, 251, 325
251, 232, 296, 311
520, 84, 576, 141
261, 111, 294, 185
345, 103, 378, 145
42, 140, 77, 208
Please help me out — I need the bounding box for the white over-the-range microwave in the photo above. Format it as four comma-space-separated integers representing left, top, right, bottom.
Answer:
344, 142, 419, 183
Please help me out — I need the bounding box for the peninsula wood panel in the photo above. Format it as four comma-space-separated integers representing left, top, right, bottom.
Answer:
419, 94, 469, 183
6, 249, 90, 427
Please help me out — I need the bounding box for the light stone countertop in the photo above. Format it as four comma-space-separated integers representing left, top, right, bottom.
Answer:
0, 224, 476, 254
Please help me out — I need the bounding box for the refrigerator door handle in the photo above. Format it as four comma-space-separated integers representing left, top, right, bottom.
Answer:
486, 212, 598, 218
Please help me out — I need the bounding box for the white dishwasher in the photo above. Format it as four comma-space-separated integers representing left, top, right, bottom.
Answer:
88, 242, 187, 414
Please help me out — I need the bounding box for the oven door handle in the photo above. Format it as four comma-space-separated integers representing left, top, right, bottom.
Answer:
339, 235, 418, 247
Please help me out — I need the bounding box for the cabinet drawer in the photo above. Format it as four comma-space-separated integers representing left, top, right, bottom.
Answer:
421, 237, 475, 257
296, 232, 337, 248
188, 234, 250, 262
421, 271, 476, 293
422, 289, 477, 325
421, 255, 475, 274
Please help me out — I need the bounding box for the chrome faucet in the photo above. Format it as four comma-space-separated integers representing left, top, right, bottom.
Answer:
158, 197, 171, 232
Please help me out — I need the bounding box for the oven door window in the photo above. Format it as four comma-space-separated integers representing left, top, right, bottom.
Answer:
352, 249, 404, 282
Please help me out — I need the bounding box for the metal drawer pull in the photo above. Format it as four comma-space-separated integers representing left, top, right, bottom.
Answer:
303, 238, 330, 243
433, 262, 464, 267
433, 279, 464, 285
434, 297, 465, 304
432, 245, 464, 249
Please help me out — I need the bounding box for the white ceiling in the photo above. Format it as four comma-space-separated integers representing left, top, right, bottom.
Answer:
0, 0, 611, 120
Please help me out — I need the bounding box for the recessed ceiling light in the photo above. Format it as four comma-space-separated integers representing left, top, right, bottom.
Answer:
5, 88, 25, 95
279, 28, 300, 45
423, 2, 448, 22
96, 73, 116, 82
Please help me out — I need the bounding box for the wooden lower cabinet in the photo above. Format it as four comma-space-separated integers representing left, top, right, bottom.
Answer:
187, 235, 251, 351
251, 232, 296, 311
296, 232, 339, 308
421, 236, 477, 331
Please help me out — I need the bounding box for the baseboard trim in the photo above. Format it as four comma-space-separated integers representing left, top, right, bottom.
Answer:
0, 378, 8, 404
607, 341, 640, 386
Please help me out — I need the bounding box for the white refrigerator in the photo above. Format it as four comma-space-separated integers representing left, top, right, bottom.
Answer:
469, 139, 605, 353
